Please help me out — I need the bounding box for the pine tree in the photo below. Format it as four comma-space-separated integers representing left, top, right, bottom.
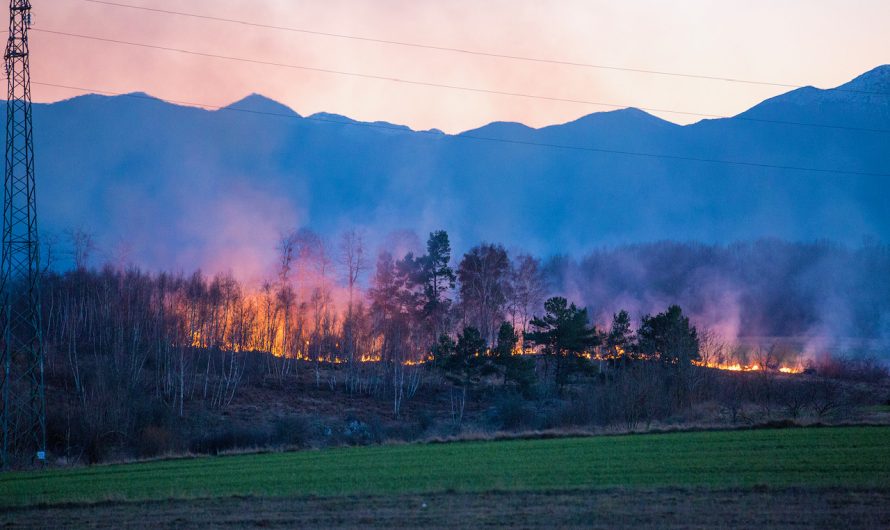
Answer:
524, 297, 598, 392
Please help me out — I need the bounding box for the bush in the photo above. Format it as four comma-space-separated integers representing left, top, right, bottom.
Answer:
812, 355, 889, 383
416, 410, 436, 433
380, 421, 424, 443
342, 419, 373, 445
538, 395, 596, 430
189, 425, 270, 455
137, 425, 174, 458
47, 404, 122, 464
271, 416, 311, 448
555, 396, 597, 427
490, 392, 537, 431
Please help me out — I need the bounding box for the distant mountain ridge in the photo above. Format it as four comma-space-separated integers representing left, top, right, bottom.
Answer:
224, 93, 301, 116
16, 65, 890, 279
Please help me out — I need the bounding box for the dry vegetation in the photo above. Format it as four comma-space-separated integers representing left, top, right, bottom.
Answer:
41, 350, 890, 465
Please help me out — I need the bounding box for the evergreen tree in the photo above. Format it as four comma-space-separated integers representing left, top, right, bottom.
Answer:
432, 327, 486, 426
637, 305, 700, 367
419, 230, 455, 337
606, 310, 634, 363
493, 321, 536, 394
524, 297, 598, 392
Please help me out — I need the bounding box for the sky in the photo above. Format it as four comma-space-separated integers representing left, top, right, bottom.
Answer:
30, 0, 890, 134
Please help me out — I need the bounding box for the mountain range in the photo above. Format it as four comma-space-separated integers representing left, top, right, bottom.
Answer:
21, 64, 890, 279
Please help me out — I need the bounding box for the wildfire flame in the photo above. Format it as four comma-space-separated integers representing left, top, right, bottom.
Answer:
693, 360, 804, 374
190, 317, 805, 374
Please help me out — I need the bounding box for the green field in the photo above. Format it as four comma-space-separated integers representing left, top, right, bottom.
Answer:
1, 426, 888, 509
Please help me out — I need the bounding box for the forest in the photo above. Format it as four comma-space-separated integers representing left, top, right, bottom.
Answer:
6, 229, 889, 464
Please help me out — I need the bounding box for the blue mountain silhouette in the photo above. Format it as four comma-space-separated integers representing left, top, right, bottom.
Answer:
20, 65, 890, 274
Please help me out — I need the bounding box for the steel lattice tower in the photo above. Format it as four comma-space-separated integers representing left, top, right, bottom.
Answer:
1, 0, 45, 469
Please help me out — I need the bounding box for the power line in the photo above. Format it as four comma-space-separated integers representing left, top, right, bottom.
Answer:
79, 0, 889, 97
32, 80, 890, 178
32, 28, 890, 135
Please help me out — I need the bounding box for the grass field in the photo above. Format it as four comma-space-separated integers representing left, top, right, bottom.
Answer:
1, 426, 888, 509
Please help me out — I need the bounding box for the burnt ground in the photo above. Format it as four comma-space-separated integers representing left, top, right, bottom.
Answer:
3, 487, 889, 529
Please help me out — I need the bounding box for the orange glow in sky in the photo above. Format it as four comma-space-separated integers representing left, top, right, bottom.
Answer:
32, 0, 890, 133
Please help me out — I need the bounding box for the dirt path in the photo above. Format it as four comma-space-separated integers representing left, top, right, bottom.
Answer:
3, 487, 888, 529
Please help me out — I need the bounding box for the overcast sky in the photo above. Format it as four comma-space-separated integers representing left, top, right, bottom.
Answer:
32, 0, 890, 133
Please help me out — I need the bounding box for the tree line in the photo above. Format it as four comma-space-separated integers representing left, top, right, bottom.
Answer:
4, 228, 882, 464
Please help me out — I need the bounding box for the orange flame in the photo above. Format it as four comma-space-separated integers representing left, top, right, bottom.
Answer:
694, 360, 803, 374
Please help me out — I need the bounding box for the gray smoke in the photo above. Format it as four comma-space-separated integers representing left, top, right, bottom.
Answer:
543, 240, 890, 360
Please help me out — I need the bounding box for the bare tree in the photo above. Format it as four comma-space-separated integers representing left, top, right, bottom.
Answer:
339, 229, 367, 309
41, 230, 60, 274
339, 229, 367, 392
67, 227, 97, 271
277, 230, 299, 283
697, 328, 730, 368
812, 377, 843, 419
276, 283, 296, 378
109, 238, 134, 271
458, 244, 510, 345
507, 254, 547, 336
780, 379, 814, 419
717, 373, 749, 424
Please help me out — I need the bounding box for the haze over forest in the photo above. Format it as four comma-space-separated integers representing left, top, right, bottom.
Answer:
15, 65, 890, 348
27, 65, 888, 272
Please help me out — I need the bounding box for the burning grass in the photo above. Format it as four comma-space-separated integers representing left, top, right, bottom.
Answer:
1, 426, 887, 508
694, 361, 804, 374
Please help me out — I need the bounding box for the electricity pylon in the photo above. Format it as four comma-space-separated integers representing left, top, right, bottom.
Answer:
1, 0, 45, 469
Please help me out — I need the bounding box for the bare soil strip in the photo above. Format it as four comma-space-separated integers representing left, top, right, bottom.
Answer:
3, 487, 889, 529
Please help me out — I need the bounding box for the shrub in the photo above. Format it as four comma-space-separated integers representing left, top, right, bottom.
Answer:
416, 410, 436, 433
812, 354, 889, 383
189, 425, 270, 455
381, 421, 423, 443
342, 419, 373, 445
271, 416, 311, 448
137, 425, 174, 458
490, 392, 537, 431
538, 395, 596, 430
555, 396, 597, 427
